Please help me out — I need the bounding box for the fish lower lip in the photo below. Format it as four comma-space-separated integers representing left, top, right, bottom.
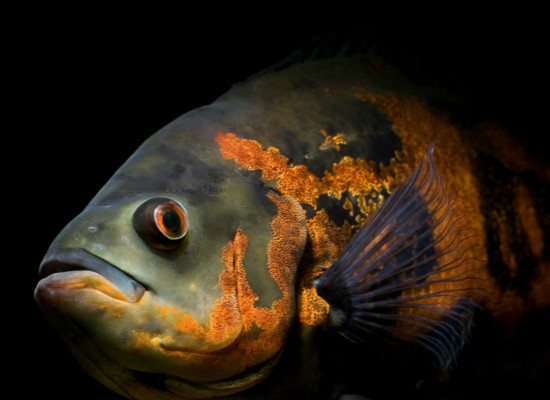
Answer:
38, 248, 145, 302
164, 348, 283, 395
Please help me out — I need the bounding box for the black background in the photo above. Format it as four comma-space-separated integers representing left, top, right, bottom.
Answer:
11, 7, 546, 400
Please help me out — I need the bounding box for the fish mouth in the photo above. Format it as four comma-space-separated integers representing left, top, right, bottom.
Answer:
37, 248, 145, 303
59, 319, 282, 400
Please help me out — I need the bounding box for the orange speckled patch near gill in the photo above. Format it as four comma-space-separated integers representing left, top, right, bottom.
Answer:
319, 129, 347, 151
219, 192, 306, 363
216, 131, 412, 325
216, 90, 549, 325
366, 92, 550, 320
215, 132, 409, 230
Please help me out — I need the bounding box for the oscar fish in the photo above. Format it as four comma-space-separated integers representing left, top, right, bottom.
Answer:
35, 37, 550, 399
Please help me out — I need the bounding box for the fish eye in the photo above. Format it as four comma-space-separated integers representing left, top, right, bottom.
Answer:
132, 198, 188, 250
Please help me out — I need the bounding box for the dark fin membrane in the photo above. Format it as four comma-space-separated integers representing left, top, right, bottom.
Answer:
245, 30, 372, 82
315, 146, 482, 369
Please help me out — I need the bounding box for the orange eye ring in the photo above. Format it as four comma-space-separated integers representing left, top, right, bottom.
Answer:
153, 201, 188, 240
133, 198, 188, 250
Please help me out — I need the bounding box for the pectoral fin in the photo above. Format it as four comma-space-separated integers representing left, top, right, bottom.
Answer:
315, 146, 482, 369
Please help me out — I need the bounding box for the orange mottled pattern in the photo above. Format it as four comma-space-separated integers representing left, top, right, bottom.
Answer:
216, 90, 549, 326
365, 93, 487, 309
226, 192, 306, 362
216, 131, 412, 325
216, 132, 408, 215
366, 93, 550, 320
320, 129, 347, 151
216, 193, 307, 360
200, 193, 303, 350
165, 240, 243, 344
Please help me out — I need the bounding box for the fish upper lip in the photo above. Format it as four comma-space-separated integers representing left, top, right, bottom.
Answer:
38, 248, 145, 302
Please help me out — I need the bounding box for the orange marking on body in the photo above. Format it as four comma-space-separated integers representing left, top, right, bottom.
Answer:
366, 94, 488, 313
209, 246, 241, 342
216, 132, 288, 180
319, 129, 347, 151
278, 165, 323, 207
323, 156, 381, 198
216, 195, 306, 362
298, 286, 330, 326
242, 192, 306, 354
133, 331, 156, 349
365, 92, 550, 320
216, 131, 406, 215
216, 130, 412, 326
221, 228, 257, 332
174, 314, 205, 339
99, 304, 123, 318
306, 209, 352, 268
171, 236, 243, 343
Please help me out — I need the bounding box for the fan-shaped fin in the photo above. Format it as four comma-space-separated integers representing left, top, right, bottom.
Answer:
315, 146, 482, 369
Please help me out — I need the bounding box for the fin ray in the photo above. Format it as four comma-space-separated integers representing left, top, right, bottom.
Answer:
315, 146, 481, 369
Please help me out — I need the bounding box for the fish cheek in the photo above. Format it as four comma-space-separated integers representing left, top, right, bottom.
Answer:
41, 181, 307, 385
233, 193, 308, 364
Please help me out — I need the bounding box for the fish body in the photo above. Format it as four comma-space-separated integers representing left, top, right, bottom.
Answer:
35, 40, 550, 399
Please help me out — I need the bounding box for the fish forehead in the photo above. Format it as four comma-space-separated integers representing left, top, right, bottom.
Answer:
213, 57, 407, 161
87, 112, 229, 207
89, 56, 403, 207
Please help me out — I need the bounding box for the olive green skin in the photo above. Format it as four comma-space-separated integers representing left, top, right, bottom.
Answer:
45, 56, 410, 329
36, 56, 412, 399
36, 53, 550, 400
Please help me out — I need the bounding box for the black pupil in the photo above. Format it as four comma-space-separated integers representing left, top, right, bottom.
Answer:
162, 210, 181, 235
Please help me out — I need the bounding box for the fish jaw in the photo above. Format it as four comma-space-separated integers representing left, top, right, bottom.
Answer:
37, 248, 145, 302
35, 286, 277, 399
34, 246, 281, 397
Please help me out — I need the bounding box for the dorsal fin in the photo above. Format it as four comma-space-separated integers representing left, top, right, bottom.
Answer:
314, 146, 483, 369
245, 30, 374, 82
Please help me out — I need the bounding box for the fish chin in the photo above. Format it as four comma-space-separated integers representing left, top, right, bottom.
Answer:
35, 247, 282, 398
56, 316, 280, 400
36, 289, 279, 399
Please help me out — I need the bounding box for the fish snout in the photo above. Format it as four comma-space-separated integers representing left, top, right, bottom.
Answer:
36, 247, 145, 303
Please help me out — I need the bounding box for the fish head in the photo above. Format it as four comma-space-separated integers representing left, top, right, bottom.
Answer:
34, 125, 308, 399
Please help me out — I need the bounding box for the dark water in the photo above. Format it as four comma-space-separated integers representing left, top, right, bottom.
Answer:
14, 15, 547, 400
